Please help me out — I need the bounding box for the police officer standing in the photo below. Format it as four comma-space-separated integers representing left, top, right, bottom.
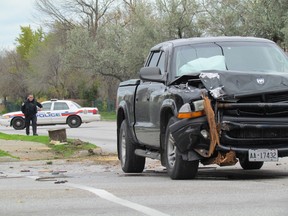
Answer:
21, 94, 43, 136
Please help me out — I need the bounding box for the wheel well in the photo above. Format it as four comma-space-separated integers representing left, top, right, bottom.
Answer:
117, 108, 125, 158
11, 117, 15, 126
117, 108, 125, 132
160, 108, 174, 151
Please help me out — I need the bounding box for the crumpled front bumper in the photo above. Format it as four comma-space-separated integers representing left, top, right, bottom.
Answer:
169, 116, 209, 153
170, 114, 288, 159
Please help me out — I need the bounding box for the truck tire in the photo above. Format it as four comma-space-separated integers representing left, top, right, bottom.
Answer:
239, 154, 264, 170
164, 117, 199, 179
119, 120, 145, 173
12, 117, 25, 130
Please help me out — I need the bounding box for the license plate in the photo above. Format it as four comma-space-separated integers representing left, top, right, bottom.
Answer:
248, 149, 278, 162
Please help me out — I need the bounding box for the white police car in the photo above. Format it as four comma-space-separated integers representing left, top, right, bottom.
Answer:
0, 99, 101, 130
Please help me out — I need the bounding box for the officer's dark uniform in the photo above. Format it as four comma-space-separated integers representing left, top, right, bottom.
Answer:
21, 98, 43, 135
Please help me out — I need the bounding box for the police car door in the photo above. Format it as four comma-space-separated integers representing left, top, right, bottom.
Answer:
50, 101, 70, 123
37, 101, 53, 124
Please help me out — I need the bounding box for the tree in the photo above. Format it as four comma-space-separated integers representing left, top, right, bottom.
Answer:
197, 0, 288, 47
28, 27, 77, 98
35, 0, 115, 39
156, 0, 202, 38
0, 50, 29, 100
247, 0, 288, 44
15, 26, 45, 61
22, 0, 287, 105
198, 0, 251, 36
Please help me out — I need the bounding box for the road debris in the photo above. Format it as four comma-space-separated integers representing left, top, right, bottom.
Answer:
35, 177, 57, 181
54, 180, 68, 184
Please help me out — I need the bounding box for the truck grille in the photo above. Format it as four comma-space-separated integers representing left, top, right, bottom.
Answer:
223, 91, 288, 116
219, 92, 288, 148
238, 91, 288, 103
221, 128, 288, 148
227, 127, 288, 139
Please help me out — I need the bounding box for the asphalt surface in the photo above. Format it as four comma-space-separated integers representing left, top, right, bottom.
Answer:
1, 158, 288, 216
1, 121, 288, 215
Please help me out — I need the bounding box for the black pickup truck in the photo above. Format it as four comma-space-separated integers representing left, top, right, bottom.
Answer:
116, 37, 288, 179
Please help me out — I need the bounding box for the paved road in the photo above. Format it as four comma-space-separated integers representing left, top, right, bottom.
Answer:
1, 122, 288, 215
1, 159, 288, 216
0, 121, 117, 153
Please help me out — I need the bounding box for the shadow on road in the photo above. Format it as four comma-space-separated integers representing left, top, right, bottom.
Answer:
118, 166, 288, 181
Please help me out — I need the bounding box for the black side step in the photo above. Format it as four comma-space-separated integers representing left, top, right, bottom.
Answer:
135, 149, 161, 160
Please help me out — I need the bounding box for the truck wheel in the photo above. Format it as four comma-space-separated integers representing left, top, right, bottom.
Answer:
239, 154, 264, 170
12, 117, 25, 130
67, 116, 82, 128
119, 120, 145, 173
164, 117, 199, 179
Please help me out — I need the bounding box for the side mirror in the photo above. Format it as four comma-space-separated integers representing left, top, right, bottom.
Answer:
139, 67, 166, 83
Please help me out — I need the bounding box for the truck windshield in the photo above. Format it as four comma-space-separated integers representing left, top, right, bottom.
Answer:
174, 42, 288, 77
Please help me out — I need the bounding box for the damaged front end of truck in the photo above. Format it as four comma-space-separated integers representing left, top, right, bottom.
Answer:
170, 70, 288, 167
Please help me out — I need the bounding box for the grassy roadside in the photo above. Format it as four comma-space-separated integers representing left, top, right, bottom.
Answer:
0, 132, 97, 159
0, 149, 16, 158
0, 132, 50, 143
100, 111, 116, 121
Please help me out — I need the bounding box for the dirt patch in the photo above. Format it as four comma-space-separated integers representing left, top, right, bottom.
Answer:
67, 155, 120, 166
0, 140, 55, 161
0, 139, 119, 164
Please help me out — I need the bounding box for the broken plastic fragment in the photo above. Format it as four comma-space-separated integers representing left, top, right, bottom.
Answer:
199, 73, 220, 79
209, 86, 225, 99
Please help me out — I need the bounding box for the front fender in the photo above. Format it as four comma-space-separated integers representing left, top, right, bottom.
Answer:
117, 100, 133, 131
117, 101, 139, 147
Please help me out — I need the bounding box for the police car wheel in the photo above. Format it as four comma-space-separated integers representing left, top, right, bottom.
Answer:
67, 116, 82, 128
12, 117, 25, 130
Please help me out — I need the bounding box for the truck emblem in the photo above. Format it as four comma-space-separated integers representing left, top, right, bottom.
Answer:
256, 78, 265, 85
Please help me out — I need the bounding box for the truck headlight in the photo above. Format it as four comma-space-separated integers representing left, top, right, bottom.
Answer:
177, 100, 205, 119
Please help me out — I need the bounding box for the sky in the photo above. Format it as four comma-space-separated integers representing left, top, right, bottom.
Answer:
0, 0, 38, 50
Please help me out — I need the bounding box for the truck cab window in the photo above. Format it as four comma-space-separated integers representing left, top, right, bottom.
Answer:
147, 51, 165, 74
148, 51, 161, 67
157, 52, 165, 74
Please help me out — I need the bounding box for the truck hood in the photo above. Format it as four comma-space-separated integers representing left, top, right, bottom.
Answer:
172, 70, 288, 100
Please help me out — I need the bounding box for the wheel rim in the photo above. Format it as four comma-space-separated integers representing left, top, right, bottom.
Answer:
13, 119, 24, 129
71, 118, 77, 125
16, 120, 22, 126
120, 129, 126, 165
167, 133, 176, 168
68, 116, 81, 127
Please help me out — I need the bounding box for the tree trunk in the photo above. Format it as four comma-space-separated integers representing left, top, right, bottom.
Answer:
48, 128, 67, 143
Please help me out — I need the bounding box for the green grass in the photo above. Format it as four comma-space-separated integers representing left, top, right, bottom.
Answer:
0, 149, 17, 158
0, 132, 97, 159
50, 141, 96, 158
100, 111, 116, 121
0, 132, 49, 143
